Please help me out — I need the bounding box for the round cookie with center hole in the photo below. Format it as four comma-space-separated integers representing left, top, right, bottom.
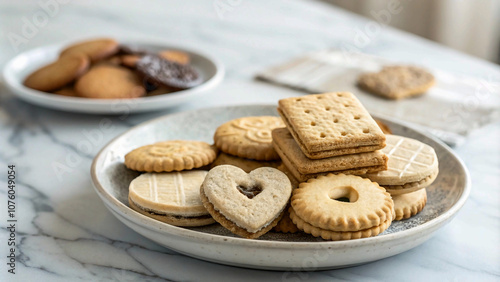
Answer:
291, 174, 394, 232
128, 171, 215, 227
124, 140, 218, 172
214, 116, 285, 161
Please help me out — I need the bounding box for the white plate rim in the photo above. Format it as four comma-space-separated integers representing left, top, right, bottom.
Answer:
2, 37, 225, 113
90, 104, 471, 250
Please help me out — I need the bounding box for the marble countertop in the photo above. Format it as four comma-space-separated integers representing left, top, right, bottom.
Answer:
0, 0, 499, 281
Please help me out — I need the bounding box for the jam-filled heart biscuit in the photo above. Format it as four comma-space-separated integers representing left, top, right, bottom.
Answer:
128, 171, 215, 227
136, 54, 202, 89
214, 116, 285, 161
75, 65, 146, 99
24, 55, 89, 92
201, 165, 292, 239
60, 38, 119, 63
125, 140, 218, 172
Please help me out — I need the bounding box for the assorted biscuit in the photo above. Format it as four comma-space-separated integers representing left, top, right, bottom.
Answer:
123, 92, 439, 240
357, 65, 435, 100
23, 38, 202, 98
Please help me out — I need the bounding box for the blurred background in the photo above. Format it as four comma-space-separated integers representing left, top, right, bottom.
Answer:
324, 0, 500, 64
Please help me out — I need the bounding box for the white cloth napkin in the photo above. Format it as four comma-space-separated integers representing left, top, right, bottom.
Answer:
257, 50, 500, 147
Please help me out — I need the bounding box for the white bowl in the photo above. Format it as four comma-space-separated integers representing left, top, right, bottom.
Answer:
91, 105, 470, 270
2, 38, 224, 114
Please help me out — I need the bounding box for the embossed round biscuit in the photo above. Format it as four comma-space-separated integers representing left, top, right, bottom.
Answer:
291, 174, 393, 232
124, 140, 218, 172
136, 54, 202, 89
393, 188, 427, 221
60, 38, 119, 62
201, 165, 292, 239
363, 134, 439, 186
290, 208, 392, 241
128, 171, 214, 226
214, 116, 284, 161
75, 65, 146, 99
24, 55, 89, 92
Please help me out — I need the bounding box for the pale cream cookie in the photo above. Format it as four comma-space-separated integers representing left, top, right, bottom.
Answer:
128, 171, 215, 226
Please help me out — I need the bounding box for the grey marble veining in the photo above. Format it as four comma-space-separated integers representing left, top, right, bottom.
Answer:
0, 0, 499, 281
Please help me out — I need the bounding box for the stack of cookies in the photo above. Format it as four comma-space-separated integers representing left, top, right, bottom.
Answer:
362, 134, 439, 220
273, 92, 388, 183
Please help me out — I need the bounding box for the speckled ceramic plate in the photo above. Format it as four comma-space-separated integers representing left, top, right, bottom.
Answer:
2, 37, 223, 114
91, 105, 470, 270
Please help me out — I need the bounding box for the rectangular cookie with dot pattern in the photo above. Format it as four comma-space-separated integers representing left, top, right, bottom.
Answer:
277, 92, 386, 159
272, 128, 388, 182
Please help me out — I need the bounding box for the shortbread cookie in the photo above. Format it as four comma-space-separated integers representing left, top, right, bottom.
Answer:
362, 134, 439, 189
201, 165, 292, 239
272, 128, 388, 182
357, 65, 435, 100
392, 188, 427, 220
290, 208, 391, 240
125, 140, 218, 172
75, 65, 146, 99
375, 119, 392, 134
136, 55, 202, 89
159, 50, 190, 65
291, 174, 393, 233
128, 171, 215, 226
24, 55, 89, 92
209, 153, 281, 173
278, 92, 386, 159
60, 38, 119, 62
214, 116, 284, 161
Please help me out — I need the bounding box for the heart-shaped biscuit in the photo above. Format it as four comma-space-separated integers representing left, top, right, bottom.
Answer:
201, 165, 292, 239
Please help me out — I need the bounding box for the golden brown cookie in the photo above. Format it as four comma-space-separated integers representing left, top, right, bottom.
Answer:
121, 54, 141, 68
24, 55, 89, 92
53, 86, 79, 97
278, 92, 386, 159
290, 208, 392, 240
159, 50, 190, 65
128, 171, 215, 227
214, 116, 284, 161
291, 174, 393, 232
75, 65, 146, 99
392, 188, 427, 220
375, 119, 392, 134
201, 165, 292, 239
124, 140, 218, 172
273, 204, 299, 233
60, 38, 119, 62
209, 152, 281, 173
272, 128, 388, 182
357, 65, 435, 99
